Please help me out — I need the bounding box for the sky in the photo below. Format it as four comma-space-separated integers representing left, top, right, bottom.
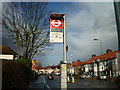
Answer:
36, 2, 118, 66
1, 1, 118, 67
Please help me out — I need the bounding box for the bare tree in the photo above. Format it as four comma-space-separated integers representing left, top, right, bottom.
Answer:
2, 2, 52, 60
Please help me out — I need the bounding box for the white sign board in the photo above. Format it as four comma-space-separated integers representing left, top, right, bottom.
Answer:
50, 18, 63, 43
50, 32, 63, 43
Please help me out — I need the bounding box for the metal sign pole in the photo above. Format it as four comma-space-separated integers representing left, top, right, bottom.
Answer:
61, 15, 67, 90
63, 15, 67, 64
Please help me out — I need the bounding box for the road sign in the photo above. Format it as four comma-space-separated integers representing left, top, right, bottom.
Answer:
32, 60, 38, 70
50, 19, 63, 29
50, 32, 63, 43
50, 18, 63, 43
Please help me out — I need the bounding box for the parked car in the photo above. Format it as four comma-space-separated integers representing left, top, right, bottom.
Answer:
55, 72, 60, 76
47, 74, 54, 80
100, 71, 107, 80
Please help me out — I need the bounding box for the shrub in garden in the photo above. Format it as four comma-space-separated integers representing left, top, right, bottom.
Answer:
2, 60, 31, 88
17, 59, 33, 81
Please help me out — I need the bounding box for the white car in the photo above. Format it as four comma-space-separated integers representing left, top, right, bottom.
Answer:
56, 72, 60, 76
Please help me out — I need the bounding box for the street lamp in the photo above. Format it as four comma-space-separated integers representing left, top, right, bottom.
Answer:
94, 38, 104, 80
94, 38, 102, 55
70, 54, 73, 75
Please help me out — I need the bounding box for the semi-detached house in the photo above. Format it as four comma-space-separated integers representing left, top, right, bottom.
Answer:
68, 49, 120, 80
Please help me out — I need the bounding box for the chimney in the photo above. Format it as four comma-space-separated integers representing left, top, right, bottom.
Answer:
92, 54, 96, 58
106, 49, 112, 54
72, 61, 75, 63
77, 60, 81, 63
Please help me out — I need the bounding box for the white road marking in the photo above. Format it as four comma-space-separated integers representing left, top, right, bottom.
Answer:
43, 75, 51, 89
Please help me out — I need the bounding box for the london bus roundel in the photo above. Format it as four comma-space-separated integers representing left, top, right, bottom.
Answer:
51, 20, 62, 27
50, 19, 63, 29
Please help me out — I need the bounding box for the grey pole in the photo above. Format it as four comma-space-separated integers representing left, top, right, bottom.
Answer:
99, 39, 102, 55
63, 15, 67, 63
70, 54, 73, 76
61, 15, 67, 90
94, 38, 103, 78
94, 38, 102, 55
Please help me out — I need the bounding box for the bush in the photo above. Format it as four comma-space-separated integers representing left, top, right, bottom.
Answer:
17, 59, 32, 70
2, 60, 32, 89
17, 59, 34, 81
73, 74, 80, 79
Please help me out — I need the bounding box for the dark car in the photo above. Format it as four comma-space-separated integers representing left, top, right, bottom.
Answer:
47, 74, 54, 80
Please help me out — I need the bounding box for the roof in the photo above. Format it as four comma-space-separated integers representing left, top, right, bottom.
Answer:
68, 50, 119, 66
71, 61, 81, 67
43, 50, 120, 68
38, 67, 44, 70
44, 66, 51, 69
0, 45, 17, 55
83, 50, 119, 64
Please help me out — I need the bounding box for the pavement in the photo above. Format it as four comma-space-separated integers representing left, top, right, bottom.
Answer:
27, 75, 51, 90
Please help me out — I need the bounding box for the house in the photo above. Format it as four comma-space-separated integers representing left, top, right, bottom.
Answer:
42, 64, 60, 74
67, 60, 82, 75
80, 49, 120, 79
44, 66, 53, 74
0, 45, 18, 60
43, 49, 120, 80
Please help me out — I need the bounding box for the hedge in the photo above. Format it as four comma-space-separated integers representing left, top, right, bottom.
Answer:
16, 59, 32, 70
2, 59, 33, 89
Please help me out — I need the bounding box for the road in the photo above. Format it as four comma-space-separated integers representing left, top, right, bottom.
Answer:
28, 75, 116, 89
45, 75, 60, 88
45, 75, 116, 89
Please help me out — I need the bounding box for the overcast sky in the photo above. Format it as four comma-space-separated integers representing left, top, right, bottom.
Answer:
1, 1, 118, 67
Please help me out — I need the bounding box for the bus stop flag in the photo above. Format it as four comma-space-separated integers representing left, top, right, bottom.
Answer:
50, 14, 65, 43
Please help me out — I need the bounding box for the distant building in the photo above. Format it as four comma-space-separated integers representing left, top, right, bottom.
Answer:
67, 49, 120, 80
42, 49, 120, 80
80, 49, 120, 79
0, 45, 18, 60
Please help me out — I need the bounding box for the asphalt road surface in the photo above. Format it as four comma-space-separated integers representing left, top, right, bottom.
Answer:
28, 75, 116, 89
45, 75, 116, 89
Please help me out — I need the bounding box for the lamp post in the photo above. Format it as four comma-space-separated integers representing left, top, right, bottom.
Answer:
94, 38, 102, 55
94, 38, 103, 79
70, 54, 73, 75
